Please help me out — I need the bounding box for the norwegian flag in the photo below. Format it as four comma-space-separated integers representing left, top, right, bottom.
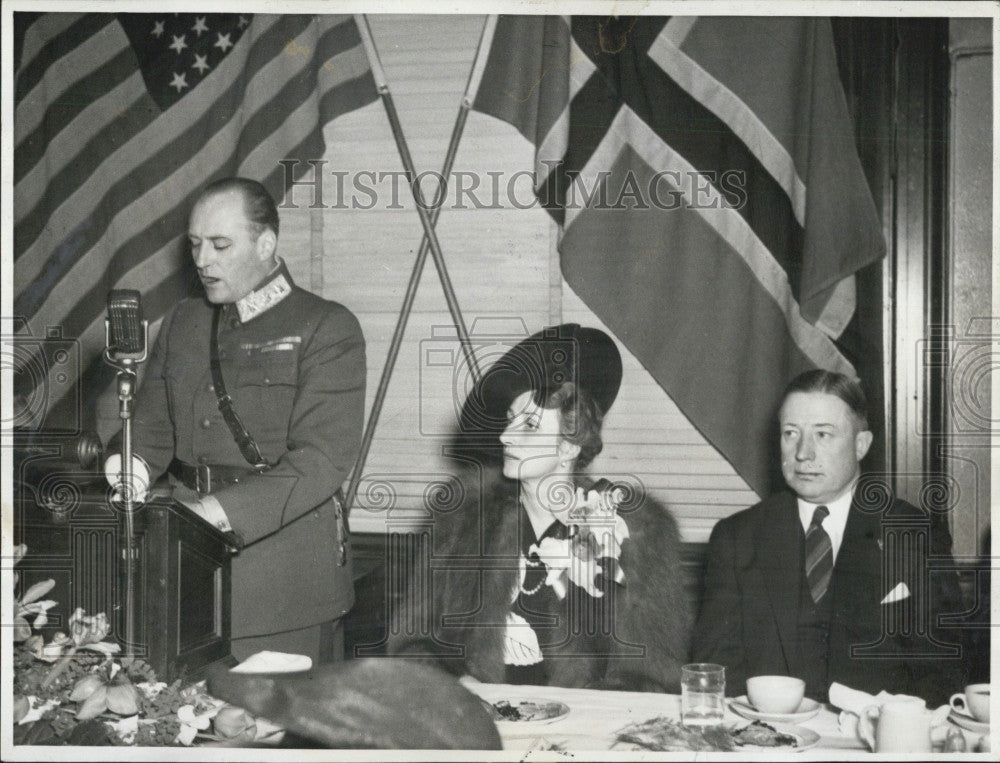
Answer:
12, 13, 377, 432
470, 16, 886, 497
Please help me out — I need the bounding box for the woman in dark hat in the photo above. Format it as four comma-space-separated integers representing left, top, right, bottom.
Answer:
389, 325, 691, 692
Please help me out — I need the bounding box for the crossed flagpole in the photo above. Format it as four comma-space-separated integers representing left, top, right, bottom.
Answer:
344, 15, 497, 511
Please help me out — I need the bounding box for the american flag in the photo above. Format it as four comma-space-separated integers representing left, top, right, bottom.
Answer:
12, 13, 377, 432
470, 16, 886, 497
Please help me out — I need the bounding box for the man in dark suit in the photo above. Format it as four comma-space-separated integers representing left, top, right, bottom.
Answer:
105, 178, 365, 664
692, 370, 962, 705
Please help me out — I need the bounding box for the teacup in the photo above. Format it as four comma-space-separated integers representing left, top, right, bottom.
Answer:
858, 698, 934, 753
950, 683, 990, 723
746, 675, 805, 714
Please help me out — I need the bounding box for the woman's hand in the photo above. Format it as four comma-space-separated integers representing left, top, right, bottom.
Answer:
574, 478, 625, 521
528, 479, 631, 599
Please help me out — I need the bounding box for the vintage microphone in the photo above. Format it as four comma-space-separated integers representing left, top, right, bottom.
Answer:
103, 289, 148, 658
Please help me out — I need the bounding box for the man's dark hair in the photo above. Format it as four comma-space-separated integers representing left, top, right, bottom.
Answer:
781, 369, 869, 430
199, 177, 279, 238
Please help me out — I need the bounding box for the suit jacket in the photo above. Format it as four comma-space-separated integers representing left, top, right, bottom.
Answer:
692, 490, 963, 706
389, 472, 692, 693
132, 263, 366, 638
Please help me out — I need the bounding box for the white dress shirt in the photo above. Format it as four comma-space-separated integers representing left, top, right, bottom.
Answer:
797, 481, 857, 563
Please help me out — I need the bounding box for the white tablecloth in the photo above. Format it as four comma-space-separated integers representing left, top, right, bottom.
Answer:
461, 679, 967, 755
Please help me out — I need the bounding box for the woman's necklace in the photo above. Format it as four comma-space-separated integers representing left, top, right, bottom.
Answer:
519, 496, 559, 597
519, 552, 546, 596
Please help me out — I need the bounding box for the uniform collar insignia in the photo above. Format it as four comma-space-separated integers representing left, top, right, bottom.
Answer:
235, 261, 293, 323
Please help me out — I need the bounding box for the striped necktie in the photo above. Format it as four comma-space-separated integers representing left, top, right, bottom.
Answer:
804, 505, 833, 602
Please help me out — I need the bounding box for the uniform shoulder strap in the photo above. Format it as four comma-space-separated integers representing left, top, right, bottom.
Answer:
210, 306, 270, 469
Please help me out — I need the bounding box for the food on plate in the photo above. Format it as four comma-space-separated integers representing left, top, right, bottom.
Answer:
732, 720, 799, 747
616, 718, 799, 752
616, 717, 736, 752
488, 699, 568, 722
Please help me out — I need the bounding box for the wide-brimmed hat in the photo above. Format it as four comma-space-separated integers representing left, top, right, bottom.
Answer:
458, 324, 623, 439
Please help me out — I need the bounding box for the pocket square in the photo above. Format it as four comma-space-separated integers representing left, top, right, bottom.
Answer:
881, 582, 910, 604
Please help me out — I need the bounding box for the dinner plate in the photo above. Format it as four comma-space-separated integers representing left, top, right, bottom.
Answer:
948, 709, 989, 735
729, 696, 822, 724
490, 698, 570, 724
740, 723, 820, 753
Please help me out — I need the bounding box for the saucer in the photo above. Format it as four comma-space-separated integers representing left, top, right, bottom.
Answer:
948, 709, 989, 735
729, 696, 821, 724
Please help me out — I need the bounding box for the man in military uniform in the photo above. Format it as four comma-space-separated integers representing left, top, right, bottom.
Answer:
105, 177, 365, 663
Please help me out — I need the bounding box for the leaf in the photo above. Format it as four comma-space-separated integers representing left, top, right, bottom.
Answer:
64, 718, 112, 746
75, 686, 108, 720
213, 705, 256, 738
13, 694, 30, 723
19, 579, 56, 606
18, 719, 58, 745
106, 683, 139, 716
14, 617, 32, 642
69, 674, 104, 702
31, 604, 57, 629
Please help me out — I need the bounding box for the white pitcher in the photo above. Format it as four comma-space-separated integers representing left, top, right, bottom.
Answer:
858, 698, 948, 753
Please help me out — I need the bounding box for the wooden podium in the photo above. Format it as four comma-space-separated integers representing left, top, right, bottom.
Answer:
14, 458, 236, 680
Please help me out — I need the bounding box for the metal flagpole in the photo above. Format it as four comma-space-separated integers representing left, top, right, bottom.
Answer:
345, 15, 496, 511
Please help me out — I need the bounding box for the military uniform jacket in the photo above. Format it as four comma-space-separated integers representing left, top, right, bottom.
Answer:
132, 263, 366, 638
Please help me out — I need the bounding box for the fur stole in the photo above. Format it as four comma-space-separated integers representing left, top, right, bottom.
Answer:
390, 468, 692, 693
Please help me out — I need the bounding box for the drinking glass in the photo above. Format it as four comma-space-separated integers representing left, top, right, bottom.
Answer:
681, 663, 726, 726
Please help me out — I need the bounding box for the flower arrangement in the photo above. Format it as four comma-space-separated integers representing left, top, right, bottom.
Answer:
12, 544, 264, 746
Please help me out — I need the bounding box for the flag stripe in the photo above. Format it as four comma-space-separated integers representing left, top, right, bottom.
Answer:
15, 46, 137, 186
470, 14, 884, 496
540, 20, 807, 304
660, 16, 697, 47
534, 35, 596, 189
647, 32, 807, 225
15, 12, 81, 73
256, 73, 376, 194
38, 26, 372, 346
471, 15, 571, 150
243, 63, 376, 187
22, 15, 370, 311
19, 16, 361, 335
814, 276, 856, 338
17, 12, 378, 424
33, 76, 378, 417
15, 72, 149, 232
558, 148, 818, 493
661, 16, 883, 325
14, 14, 118, 105
567, 105, 853, 376
233, 19, 362, 172
15, 15, 293, 313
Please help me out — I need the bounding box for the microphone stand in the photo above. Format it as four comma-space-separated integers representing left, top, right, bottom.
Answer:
103, 325, 147, 659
